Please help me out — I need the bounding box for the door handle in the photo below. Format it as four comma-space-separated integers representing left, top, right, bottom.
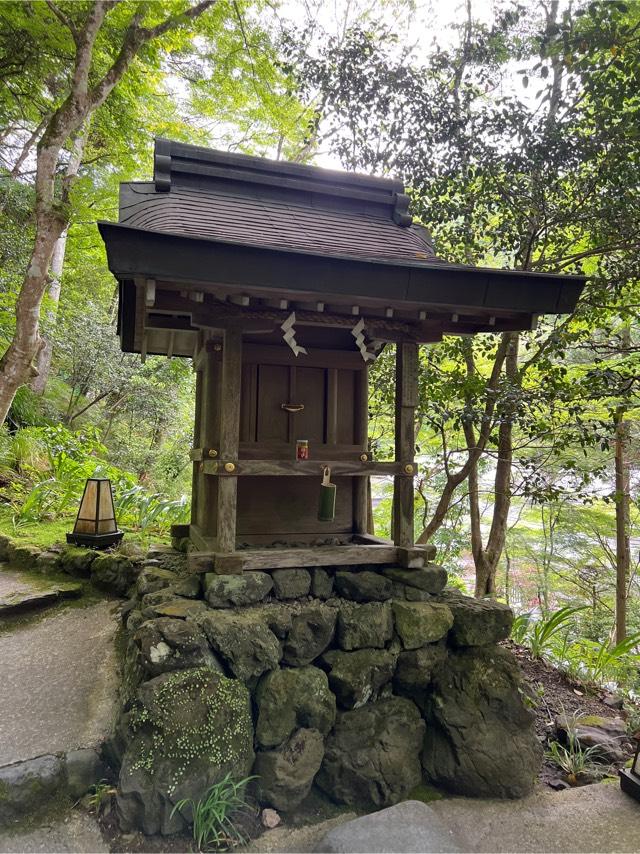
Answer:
281, 403, 305, 413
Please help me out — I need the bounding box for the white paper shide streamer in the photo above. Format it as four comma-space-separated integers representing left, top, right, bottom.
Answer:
281, 312, 307, 357
351, 318, 383, 362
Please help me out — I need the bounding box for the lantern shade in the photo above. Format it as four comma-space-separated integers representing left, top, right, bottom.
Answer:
66, 478, 123, 548
619, 739, 640, 802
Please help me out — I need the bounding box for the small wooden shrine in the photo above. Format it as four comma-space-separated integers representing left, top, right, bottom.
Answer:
99, 138, 585, 574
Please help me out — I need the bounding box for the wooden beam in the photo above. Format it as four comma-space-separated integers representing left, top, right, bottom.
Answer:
216, 328, 243, 553
202, 459, 408, 477
145, 279, 156, 307
213, 543, 402, 573
393, 342, 418, 548
152, 291, 422, 339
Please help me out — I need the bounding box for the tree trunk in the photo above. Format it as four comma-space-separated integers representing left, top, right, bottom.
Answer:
470, 332, 519, 597
0, 0, 214, 424
614, 402, 630, 644
31, 127, 89, 394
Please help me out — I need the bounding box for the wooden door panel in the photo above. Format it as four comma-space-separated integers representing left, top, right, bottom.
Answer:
256, 364, 289, 442
337, 370, 356, 444
237, 476, 353, 535
295, 367, 326, 442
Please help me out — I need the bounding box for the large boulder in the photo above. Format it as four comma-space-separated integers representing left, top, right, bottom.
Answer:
283, 603, 337, 666
334, 571, 392, 602
133, 618, 220, 677
337, 602, 393, 650
321, 648, 396, 709
204, 572, 273, 608
439, 592, 513, 646
393, 643, 448, 712
392, 601, 453, 649
198, 610, 281, 682
422, 646, 541, 798
317, 697, 425, 810
117, 667, 254, 835
255, 666, 336, 748
254, 728, 324, 811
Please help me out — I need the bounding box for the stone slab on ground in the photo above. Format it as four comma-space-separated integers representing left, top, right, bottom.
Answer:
242, 813, 358, 854
318, 801, 463, 853
308, 783, 640, 854
0, 600, 120, 766
0, 566, 82, 616
427, 782, 640, 854
0, 809, 107, 853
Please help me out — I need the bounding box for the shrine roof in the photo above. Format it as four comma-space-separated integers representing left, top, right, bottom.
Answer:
117, 138, 436, 263
97, 138, 587, 357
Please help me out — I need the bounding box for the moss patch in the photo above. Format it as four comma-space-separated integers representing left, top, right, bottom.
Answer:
129, 667, 254, 796
406, 782, 445, 804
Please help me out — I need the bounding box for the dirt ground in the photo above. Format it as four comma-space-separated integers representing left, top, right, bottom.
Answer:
505, 640, 637, 787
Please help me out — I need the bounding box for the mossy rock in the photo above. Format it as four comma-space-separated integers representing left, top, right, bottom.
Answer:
282, 603, 337, 666
204, 571, 273, 608
0, 755, 65, 823
58, 546, 97, 578
254, 727, 325, 811
316, 696, 425, 810
423, 646, 541, 798
439, 591, 513, 646
91, 553, 138, 596
272, 568, 311, 599
6, 543, 42, 571
198, 609, 282, 682
320, 648, 396, 709
117, 667, 254, 836
255, 666, 336, 749
337, 602, 393, 651
334, 570, 392, 602
392, 601, 453, 649
133, 617, 221, 677
393, 643, 447, 711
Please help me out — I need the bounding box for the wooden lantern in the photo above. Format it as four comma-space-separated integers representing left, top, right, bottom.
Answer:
66, 478, 124, 548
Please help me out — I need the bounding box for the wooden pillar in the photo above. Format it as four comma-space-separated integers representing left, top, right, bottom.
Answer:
216, 328, 243, 553
393, 342, 418, 547
190, 366, 204, 529
199, 345, 220, 538
353, 364, 369, 535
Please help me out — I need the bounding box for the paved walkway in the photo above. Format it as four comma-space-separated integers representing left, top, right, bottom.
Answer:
0, 596, 120, 766
428, 783, 640, 853
0, 811, 107, 853
251, 783, 640, 853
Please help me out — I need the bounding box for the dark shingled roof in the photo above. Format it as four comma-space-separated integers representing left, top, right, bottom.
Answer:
119, 182, 436, 263
118, 137, 437, 263
98, 138, 587, 356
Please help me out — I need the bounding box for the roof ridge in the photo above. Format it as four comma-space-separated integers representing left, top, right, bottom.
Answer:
153, 138, 413, 227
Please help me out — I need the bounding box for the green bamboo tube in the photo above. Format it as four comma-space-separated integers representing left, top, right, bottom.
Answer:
318, 466, 336, 522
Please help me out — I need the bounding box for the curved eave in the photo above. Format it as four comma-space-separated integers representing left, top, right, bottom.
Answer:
98, 221, 586, 319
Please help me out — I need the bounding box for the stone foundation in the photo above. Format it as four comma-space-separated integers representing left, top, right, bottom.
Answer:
110, 550, 542, 834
